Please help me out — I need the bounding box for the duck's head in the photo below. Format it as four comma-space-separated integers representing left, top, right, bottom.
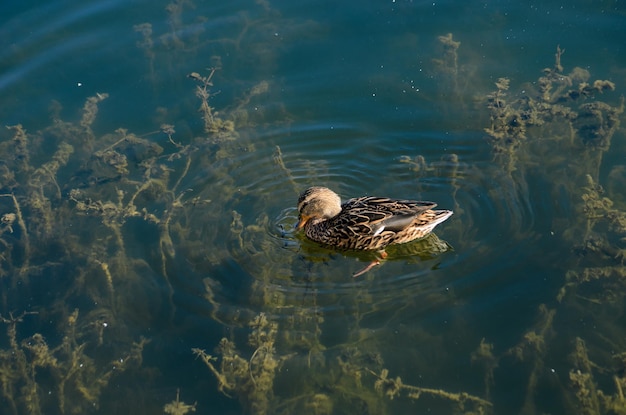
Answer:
296, 186, 342, 229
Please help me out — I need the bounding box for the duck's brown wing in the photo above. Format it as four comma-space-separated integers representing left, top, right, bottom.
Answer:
340, 197, 437, 235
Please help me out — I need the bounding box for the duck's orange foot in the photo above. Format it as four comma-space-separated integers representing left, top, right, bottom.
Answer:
352, 251, 387, 277
352, 260, 381, 277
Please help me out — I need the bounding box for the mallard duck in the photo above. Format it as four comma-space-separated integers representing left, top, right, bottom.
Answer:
296, 186, 453, 275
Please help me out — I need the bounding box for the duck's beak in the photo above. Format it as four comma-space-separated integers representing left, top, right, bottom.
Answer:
295, 215, 309, 230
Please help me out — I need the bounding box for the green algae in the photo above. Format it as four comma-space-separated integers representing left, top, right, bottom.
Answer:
0, 44, 268, 413
394, 41, 626, 415
163, 389, 197, 415
473, 45, 626, 415
0, 1, 292, 412
0, 310, 147, 414
2, 4, 626, 414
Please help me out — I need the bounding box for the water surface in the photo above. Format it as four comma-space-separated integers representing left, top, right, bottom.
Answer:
1, 0, 625, 414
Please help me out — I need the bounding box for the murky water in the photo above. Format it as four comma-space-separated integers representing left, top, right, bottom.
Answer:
1, 1, 625, 414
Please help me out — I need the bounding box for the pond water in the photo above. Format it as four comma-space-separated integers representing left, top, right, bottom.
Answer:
1, 1, 625, 414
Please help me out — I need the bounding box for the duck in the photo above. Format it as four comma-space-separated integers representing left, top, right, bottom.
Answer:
296, 186, 453, 275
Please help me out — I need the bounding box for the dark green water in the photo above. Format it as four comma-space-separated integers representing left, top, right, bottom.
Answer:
1, 1, 625, 414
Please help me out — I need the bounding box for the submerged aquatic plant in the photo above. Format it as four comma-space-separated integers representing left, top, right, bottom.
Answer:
193, 313, 289, 415
195, 311, 491, 415
163, 389, 197, 415
0, 310, 147, 414
475, 45, 626, 415
1, 1, 624, 411
0, 45, 271, 409
484, 46, 622, 175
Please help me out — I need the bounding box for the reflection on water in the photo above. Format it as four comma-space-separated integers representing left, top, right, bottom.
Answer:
1, 0, 626, 414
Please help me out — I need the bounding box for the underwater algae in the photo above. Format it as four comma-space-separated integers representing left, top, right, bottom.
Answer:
0, 1, 328, 413
163, 389, 197, 415
0, 60, 274, 412
194, 314, 492, 415
155, 28, 626, 415
2, 2, 626, 413
185, 59, 491, 415
0, 92, 163, 414
193, 99, 487, 415
1, 2, 299, 408
475, 45, 626, 415
391, 41, 626, 415
0, 309, 147, 414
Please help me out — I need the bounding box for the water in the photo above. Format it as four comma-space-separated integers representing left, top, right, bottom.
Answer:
1, 0, 625, 414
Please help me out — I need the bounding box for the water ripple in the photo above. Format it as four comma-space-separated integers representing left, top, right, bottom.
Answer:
173, 124, 542, 330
